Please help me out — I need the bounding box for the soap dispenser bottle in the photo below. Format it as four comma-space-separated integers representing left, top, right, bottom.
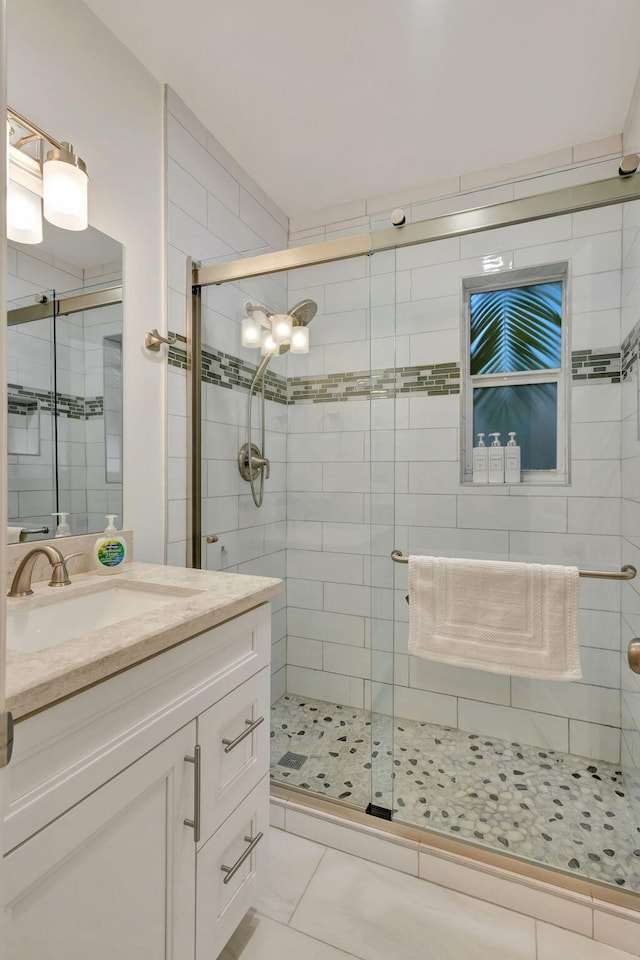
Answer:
505, 432, 521, 483
472, 433, 489, 483
488, 433, 505, 484
93, 515, 127, 575
52, 512, 70, 537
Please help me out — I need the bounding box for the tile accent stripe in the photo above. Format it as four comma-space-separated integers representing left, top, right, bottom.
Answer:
622, 318, 640, 380
572, 348, 621, 384
168, 334, 625, 401
7, 385, 104, 420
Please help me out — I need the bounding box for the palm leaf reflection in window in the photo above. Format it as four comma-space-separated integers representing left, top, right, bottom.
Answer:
470, 281, 562, 376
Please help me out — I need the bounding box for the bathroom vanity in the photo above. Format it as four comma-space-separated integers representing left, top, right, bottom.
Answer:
1, 563, 282, 959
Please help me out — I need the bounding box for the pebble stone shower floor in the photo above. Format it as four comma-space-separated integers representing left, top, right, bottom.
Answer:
270, 694, 640, 893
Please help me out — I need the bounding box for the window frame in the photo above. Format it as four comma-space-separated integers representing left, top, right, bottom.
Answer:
461, 261, 571, 485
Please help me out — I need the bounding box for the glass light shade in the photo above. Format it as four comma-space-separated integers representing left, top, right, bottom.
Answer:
261, 330, 277, 356
242, 317, 261, 348
43, 155, 88, 230
271, 313, 293, 345
290, 325, 309, 354
7, 179, 43, 244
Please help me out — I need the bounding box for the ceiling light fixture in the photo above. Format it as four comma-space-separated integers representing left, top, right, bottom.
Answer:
6, 107, 89, 244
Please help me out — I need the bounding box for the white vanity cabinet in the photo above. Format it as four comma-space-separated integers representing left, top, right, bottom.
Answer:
2, 601, 272, 960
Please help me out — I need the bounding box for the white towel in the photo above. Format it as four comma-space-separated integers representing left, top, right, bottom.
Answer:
408, 555, 582, 681
7, 527, 22, 544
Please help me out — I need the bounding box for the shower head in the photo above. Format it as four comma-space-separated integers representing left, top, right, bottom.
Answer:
288, 298, 317, 326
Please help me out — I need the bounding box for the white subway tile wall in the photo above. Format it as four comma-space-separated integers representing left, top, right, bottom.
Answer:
163, 98, 636, 763
164, 87, 289, 698
283, 192, 630, 765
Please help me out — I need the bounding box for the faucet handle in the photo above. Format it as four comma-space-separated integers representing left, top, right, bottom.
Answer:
63, 551, 85, 565
49, 551, 86, 588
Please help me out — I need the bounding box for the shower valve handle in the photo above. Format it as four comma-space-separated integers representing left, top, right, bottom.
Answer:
251, 454, 270, 479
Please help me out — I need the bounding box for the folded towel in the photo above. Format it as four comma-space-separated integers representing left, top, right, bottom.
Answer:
408, 555, 582, 681
7, 527, 22, 544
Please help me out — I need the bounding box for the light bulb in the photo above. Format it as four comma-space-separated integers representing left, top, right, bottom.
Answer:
242, 317, 261, 348
7, 179, 43, 244
271, 313, 293, 345
261, 330, 277, 356
43, 143, 88, 231
290, 325, 309, 354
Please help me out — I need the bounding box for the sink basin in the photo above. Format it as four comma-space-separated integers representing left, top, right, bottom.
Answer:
7, 583, 192, 654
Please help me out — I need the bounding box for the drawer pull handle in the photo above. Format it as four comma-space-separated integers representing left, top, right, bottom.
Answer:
184, 745, 201, 843
222, 716, 265, 754
220, 831, 264, 884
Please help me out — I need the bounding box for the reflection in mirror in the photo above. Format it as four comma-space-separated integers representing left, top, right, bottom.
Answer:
6, 224, 123, 543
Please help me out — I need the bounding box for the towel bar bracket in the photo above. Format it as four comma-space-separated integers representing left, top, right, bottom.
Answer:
390, 551, 637, 581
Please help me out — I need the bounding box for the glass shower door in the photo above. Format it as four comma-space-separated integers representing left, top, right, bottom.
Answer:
387, 196, 640, 896
196, 254, 393, 812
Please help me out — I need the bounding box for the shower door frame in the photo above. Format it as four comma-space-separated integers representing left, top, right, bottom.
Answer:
187, 172, 640, 572
185, 172, 640, 910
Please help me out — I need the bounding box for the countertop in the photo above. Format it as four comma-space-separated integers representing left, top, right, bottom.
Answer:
6, 562, 283, 720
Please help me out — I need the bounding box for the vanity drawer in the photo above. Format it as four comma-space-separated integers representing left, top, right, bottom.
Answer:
196, 775, 268, 960
198, 667, 270, 845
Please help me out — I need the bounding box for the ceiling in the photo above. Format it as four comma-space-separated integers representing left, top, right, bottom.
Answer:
84, 0, 640, 216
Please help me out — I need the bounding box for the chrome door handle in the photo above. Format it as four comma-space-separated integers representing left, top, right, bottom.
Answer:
220, 832, 264, 884
183, 744, 201, 843
629, 639, 640, 674
221, 716, 265, 753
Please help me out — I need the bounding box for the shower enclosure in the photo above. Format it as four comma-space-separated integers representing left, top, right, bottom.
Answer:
184, 169, 640, 901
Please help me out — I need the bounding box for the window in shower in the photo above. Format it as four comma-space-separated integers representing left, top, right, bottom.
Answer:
462, 262, 569, 483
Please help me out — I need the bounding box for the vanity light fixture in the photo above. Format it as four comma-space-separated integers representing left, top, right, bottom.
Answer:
6, 107, 89, 244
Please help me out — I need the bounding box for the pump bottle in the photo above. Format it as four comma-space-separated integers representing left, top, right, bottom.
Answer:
93, 515, 127, 575
505, 432, 521, 483
488, 433, 505, 484
52, 512, 70, 537
472, 433, 489, 483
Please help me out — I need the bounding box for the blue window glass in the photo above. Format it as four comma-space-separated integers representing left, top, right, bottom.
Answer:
473, 383, 558, 471
470, 281, 562, 376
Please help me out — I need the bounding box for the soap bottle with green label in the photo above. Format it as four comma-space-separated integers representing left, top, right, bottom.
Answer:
94, 515, 127, 575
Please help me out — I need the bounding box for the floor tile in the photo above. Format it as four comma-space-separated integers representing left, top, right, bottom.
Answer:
219, 912, 361, 960
536, 921, 639, 959
255, 828, 326, 924
290, 848, 537, 960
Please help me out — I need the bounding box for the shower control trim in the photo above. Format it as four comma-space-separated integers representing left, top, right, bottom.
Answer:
629, 639, 640, 675
238, 442, 269, 482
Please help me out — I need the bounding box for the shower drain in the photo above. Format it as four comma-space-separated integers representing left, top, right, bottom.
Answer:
278, 751, 308, 770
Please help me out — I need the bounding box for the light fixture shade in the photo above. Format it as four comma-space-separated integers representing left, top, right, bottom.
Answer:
7, 178, 43, 244
261, 330, 277, 356
290, 325, 309, 354
271, 313, 293, 345
42, 143, 88, 231
242, 317, 261, 348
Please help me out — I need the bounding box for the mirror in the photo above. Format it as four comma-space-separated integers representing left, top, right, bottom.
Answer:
6, 223, 123, 543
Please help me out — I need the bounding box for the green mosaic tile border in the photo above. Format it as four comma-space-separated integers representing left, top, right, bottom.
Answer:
7, 384, 104, 420
167, 334, 624, 401
572, 348, 621, 384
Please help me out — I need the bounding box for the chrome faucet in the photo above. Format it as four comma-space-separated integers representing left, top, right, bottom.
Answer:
7, 546, 85, 598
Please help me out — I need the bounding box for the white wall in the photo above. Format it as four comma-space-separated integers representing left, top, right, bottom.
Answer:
164, 87, 289, 699
7, 0, 165, 561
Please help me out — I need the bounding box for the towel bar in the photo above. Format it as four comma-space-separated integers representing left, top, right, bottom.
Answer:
390, 550, 637, 581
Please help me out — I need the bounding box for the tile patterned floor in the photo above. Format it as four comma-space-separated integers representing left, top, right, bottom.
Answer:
218, 828, 639, 960
270, 694, 640, 893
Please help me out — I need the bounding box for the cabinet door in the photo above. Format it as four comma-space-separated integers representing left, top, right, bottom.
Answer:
3, 723, 197, 960
198, 666, 270, 844
196, 775, 268, 960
